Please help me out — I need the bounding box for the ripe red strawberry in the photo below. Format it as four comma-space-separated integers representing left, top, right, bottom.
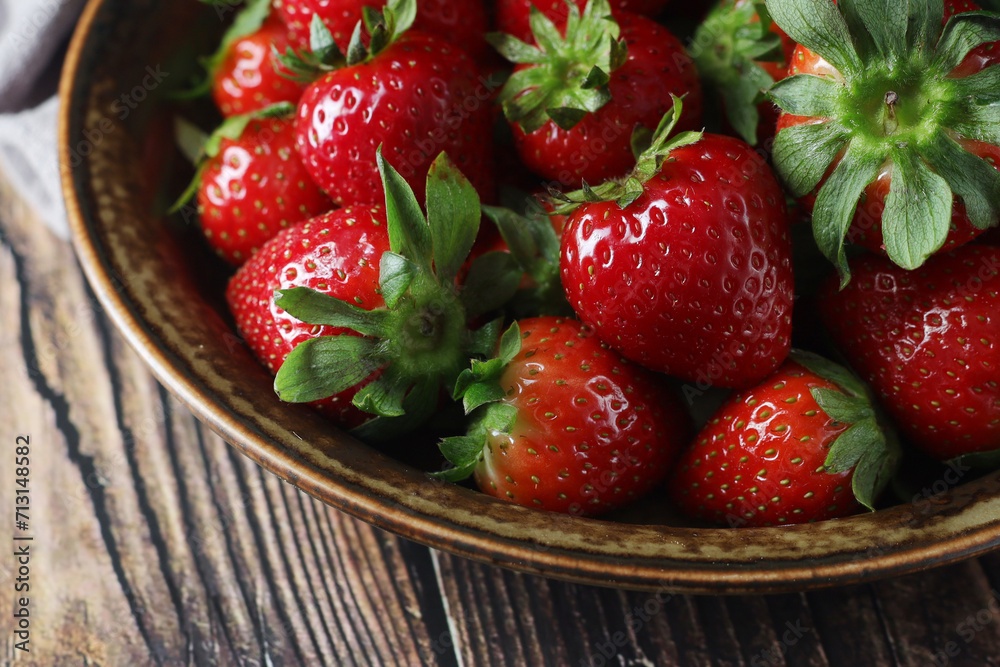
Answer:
766, 0, 1000, 280
193, 111, 332, 265
212, 15, 306, 117
819, 245, 1000, 461
273, 0, 491, 62
228, 151, 521, 437
779, 0, 1000, 261
495, 0, 672, 44
283, 9, 495, 207
557, 102, 794, 389
670, 352, 899, 527
491, 0, 702, 187
437, 317, 691, 515
227, 205, 387, 427
691, 0, 797, 145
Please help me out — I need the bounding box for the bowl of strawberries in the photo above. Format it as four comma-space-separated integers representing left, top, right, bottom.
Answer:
60, 0, 1000, 593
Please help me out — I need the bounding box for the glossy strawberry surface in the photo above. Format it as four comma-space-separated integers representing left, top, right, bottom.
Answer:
821, 247, 1000, 460
226, 207, 388, 427
671, 361, 859, 527
212, 16, 306, 118
560, 134, 793, 389
294, 32, 495, 207
511, 13, 702, 187
198, 117, 332, 265
473, 317, 690, 515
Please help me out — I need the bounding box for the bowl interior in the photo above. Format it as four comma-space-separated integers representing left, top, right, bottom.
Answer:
60, 0, 1000, 594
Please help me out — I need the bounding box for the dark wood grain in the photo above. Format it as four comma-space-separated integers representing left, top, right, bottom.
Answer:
7, 166, 1000, 666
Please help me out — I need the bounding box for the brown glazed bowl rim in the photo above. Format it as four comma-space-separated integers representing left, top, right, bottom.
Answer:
59, 0, 1000, 595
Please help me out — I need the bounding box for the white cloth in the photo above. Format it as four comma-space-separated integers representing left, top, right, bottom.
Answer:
0, 0, 88, 239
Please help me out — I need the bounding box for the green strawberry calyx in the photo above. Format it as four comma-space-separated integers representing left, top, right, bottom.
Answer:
433, 323, 525, 482
173, 0, 275, 100
169, 101, 295, 213
691, 0, 786, 145
490, 0, 629, 133
481, 194, 574, 318
272, 150, 522, 441
765, 0, 1000, 283
273, 0, 416, 82
548, 96, 703, 215
790, 350, 901, 511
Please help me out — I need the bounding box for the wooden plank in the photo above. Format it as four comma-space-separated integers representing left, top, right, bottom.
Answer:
807, 584, 894, 667
0, 172, 444, 666
0, 173, 167, 666
873, 562, 1000, 667
717, 596, 782, 666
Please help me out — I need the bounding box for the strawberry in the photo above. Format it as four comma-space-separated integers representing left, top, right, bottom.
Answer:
436, 318, 691, 516
819, 245, 1000, 461
555, 101, 794, 389
228, 150, 521, 438
226, 205, 387, 428
690, 0, 797, 145
495, 0, 672, 44
273, 0, 492, 62
779, 1, 1000, 262
279, 6, 495, 207
174, 104, 333, 266
490, 0, 702, 187
670, 352, 899, 527
212, 15, 306, 117
176, 0, 304, 116
765, 0, 1000, 281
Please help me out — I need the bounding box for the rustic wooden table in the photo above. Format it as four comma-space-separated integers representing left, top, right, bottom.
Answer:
4, 169, 1000, 667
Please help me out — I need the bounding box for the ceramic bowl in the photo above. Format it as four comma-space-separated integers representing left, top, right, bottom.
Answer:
59, 0, 1000, 594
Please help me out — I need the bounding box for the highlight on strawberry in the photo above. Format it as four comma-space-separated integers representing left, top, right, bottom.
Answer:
820, 245, 1000, 462
177, 0, 306, 116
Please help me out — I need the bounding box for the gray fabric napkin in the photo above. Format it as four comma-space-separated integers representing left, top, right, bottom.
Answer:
0, 0, 88, 239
